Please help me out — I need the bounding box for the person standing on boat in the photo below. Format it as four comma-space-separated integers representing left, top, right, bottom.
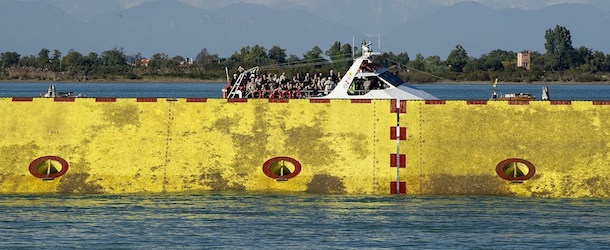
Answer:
491, 78, 498, 100
324, 77, 334, 95
246, 76, 255, 96
363, 78, 372, 91
330, 69, 339, 82
542, 86, 550, 100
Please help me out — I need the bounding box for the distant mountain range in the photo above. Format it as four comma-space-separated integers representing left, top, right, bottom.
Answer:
1, 0, 610, 59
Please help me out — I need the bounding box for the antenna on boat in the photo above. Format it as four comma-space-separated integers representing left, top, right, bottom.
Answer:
378, 33, 381, 52
225, 67, 230, 85
352, 36, 355, 59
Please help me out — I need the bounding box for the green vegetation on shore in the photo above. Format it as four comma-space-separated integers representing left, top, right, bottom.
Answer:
2, 25, 609, 83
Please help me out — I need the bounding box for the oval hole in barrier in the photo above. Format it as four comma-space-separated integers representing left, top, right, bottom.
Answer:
262, 156, 301, 180
29, 156, 69, 180
496, 158, 535, 182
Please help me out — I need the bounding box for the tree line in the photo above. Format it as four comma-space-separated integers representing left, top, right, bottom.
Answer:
1, 25, 609, 83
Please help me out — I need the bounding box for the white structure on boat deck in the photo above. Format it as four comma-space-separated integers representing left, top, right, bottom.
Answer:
321, 41, 437, 100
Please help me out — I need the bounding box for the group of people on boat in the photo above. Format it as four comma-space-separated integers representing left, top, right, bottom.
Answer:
224, 62, 392, 99
222, 39, 441, 100
224, 68, 344, 98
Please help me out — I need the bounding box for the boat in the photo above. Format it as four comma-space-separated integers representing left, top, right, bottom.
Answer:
224, 40, 438, 100
497, 93, 535, 101
490, 78, 536, 101
41, 84, 85, 98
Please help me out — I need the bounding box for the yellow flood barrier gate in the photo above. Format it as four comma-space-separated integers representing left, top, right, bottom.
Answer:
0, 97, 608, 198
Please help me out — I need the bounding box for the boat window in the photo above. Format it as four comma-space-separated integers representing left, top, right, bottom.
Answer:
347, 76, 385, 95
379, 71, 404, 87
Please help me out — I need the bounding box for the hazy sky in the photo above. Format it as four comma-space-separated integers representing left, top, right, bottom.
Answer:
113, 0, 591, 10
5, 0, 609, 58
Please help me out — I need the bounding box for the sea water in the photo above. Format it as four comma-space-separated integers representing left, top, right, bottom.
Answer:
1, 82, 610, 248
2, 82, 610, 100
0, 193, 608, 249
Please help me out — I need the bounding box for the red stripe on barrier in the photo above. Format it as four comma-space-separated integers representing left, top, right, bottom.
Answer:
509, 100, 530, 105
550, 100, 571, 105
54, 97, 75, 102
186, 98, 207, 102
11, 97, 33, 102
390, 127, 407, 140
310, 99, 330, 103
390, 100, 406, 113
95, 98, 116, 102
425, 100, 446, 105
351, 99, 371, 103
390, 154, 406, 168
593, 101, 610, 105
467, 100, 488, 105
390, 181, 406, 194
269, 99, 289, 103
227, 98, 248, 103
137, 98, 157, 102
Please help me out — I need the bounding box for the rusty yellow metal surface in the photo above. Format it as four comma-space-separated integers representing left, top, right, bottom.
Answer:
0, 98, 394, 195
408, 100, 610, 198
0, 98, 609, 197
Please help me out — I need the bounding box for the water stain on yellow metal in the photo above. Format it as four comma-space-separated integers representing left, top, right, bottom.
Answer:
0, 98, 608, 197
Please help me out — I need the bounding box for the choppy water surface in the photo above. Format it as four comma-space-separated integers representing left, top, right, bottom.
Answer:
0, 193, 608, 249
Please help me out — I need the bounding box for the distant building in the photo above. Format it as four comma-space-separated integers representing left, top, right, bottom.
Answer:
517, 50, 531, 70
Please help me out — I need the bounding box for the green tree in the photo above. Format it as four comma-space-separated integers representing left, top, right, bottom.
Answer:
408, 53, 425, 71
100, 47, 127, 66
464, 58, 483, 72
325, 41, 342, 60
268, 46, 287, 64
286, 54, 300, 63
572, 46, 592, 72
380, 52, 409, 68
326, 41, 351, 69
590, 51, 610, 72
62, 50, 84, 76
425, 55, 444, 73
98, 48, 127, 76
544, 25, 574, 71
20, 55, 37, 67
51, 49, 62, 71
395, 52, 410, 65
237, 45, 267, 65
486, 49, 515, 62
303, 45, 326, 66
303, 45, 323, 60
83, 52, 99, 79
0, 51, 20, 69
446, 44, 469, 72
37, 48, 50, 69
340, 43, 353, 57
149, 53, 173, 70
